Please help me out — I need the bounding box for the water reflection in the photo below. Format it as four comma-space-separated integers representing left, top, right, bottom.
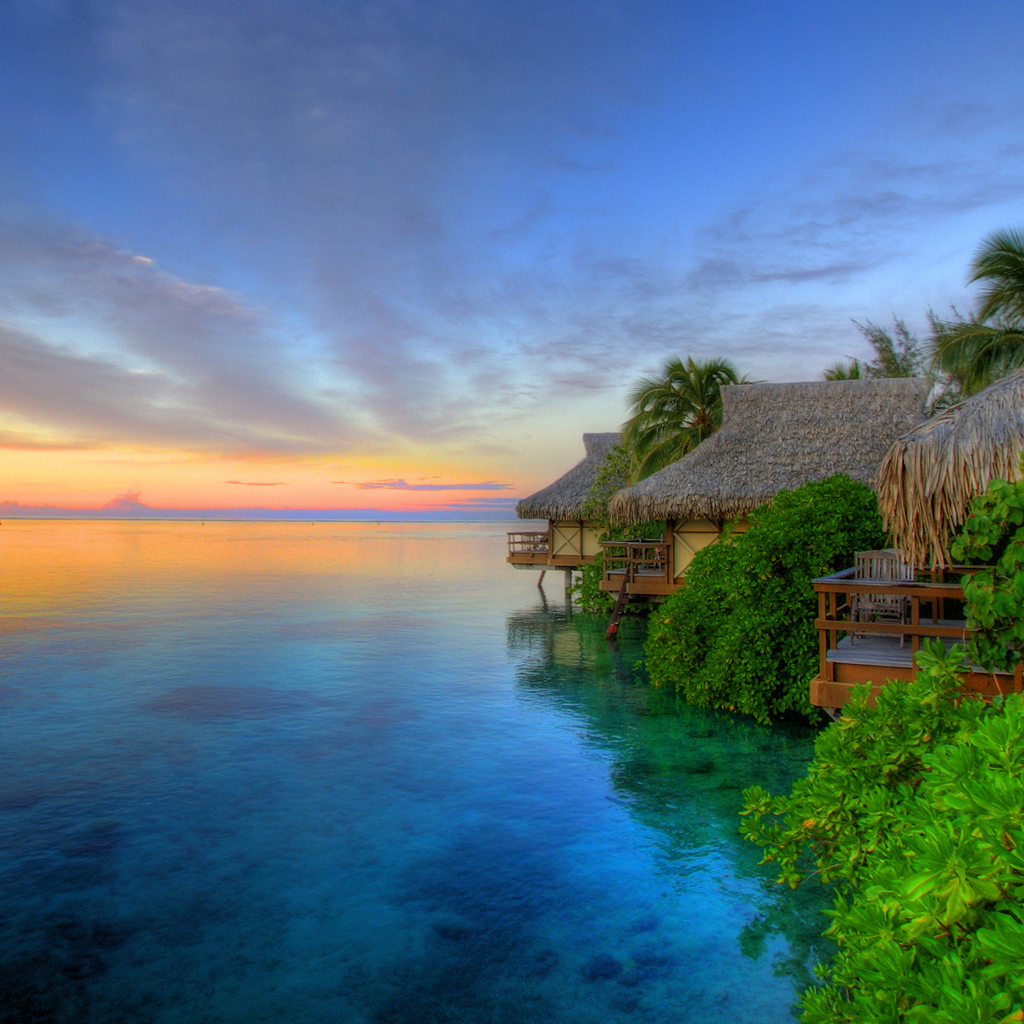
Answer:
506, 603, 835, 990
0, 521, 832, 1023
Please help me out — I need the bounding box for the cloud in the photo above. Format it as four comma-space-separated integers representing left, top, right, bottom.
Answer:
424, 495, 519, 513
8, 0, 1024, 458
87, 0, 652, 439
690, 144, 1024, 296
0, 215, 362, 454
351, 479, 512, 491
102, 490, 149, 511
225, 480, 285, 486
0, 429, 96, 450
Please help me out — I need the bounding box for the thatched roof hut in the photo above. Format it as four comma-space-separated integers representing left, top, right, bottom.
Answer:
877, 370, 1024, 568
516, 433, 620, 520
609, 378, 928, 525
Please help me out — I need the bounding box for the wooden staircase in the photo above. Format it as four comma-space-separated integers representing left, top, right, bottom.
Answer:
606, 573, 630, 639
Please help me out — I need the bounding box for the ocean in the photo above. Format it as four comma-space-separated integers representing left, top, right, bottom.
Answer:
0, 520, 830, 1023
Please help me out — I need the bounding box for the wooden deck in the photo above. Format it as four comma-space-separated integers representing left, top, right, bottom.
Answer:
809, 565, 1022, 712
506, 526, 599, 568
506, 531, 550, 567
598, 539, 680, 596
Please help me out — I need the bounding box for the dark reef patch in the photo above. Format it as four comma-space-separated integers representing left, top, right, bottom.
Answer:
582, 953, 622, 980
142, 684, 309, 718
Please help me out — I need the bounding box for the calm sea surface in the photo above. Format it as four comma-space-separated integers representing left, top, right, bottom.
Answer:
0, 521, 830, 1023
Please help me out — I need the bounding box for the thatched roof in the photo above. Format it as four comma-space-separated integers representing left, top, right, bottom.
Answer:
609, 378, 928, 525
877, 370, 1024, 568
516, 433, 620, 520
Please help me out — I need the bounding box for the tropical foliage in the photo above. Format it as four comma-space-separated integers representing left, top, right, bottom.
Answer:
825, 317, 963, 412
621, 356, 740, 481
644, 475, 885, 724
931, 229, 1024, 396
580, 443, 633, 523
824, 318, 926, 383
740, 642, 974, 890
950, 468, 1024, 675
745, 645, 1024, 1024
742, 474, 1024, 1023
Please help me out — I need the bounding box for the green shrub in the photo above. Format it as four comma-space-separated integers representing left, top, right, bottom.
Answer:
742, 471, 1024, 1023
951, 473, 1024, 675
644, 475, 886, 723
745, 644, 1024, 1023
804, 690, 1024, 1024
572, 551, 616, 613
740, 641, 978, 889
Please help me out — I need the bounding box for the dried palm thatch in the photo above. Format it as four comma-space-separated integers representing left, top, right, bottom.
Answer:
609, 378, 928, 525
516, 433, 620, 520
877, 370, 1024, 567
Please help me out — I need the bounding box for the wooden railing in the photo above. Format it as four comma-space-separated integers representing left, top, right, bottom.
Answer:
507, 531, 550, 556
813, 565, 978, 666
601, 539, 670, 586
810, 564, 1024, 709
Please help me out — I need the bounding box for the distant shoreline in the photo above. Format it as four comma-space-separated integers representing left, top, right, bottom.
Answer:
0, 514, 533, 524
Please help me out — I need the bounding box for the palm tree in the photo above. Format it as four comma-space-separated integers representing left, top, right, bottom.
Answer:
824, 359, 862, 380
823, 319, 924, 383
930, 229, 1024, 395
621, 356, 740, 481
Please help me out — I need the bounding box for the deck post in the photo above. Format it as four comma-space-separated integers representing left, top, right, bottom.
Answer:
818, 590, 828, 682
665, 520, 674, 586
910, 595, 920, 679
829, 589, 837, 664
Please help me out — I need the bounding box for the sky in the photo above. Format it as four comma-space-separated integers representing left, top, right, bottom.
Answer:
3, 0, 1024, 517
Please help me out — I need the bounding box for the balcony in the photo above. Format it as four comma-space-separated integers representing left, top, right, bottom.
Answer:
810, 562, 1022, 712
506, 531, 550, 567
598, 538, 680, 596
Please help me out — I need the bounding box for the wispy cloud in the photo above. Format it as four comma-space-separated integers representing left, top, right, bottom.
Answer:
351, 479, 512, 492
0, 215, 361, 455
90, 0, 649, 439
0, 429, 96, 451
689, 142, 1024, 296
101, 490, 149, 512
425, 495, 520, 513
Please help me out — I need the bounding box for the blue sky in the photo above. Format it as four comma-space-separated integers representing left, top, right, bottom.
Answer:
2, 0, 1024, 512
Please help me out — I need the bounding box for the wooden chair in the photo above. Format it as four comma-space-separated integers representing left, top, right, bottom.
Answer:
851, 549, 914, 646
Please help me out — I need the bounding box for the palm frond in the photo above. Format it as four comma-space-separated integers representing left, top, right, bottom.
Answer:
621, 355, 740, 481
970, 228, 1024, 323
929, 317, 1024, 395
823, 359, 862, 381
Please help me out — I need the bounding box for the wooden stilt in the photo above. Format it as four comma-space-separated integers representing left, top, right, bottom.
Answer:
537, 570, 546, 588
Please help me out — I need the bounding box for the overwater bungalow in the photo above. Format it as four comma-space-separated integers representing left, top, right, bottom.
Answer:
811, 370, 1024, 714
604, 378, 929, 598
507, 432, 620, 571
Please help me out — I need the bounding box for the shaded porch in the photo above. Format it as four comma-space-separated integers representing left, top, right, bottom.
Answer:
809, 563, 1022, 713
506, 520, 604, 569
597, 538, 677, 596
506, 530, 550, 567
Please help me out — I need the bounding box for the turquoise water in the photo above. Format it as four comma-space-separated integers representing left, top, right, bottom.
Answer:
0, 521, 830, 1023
